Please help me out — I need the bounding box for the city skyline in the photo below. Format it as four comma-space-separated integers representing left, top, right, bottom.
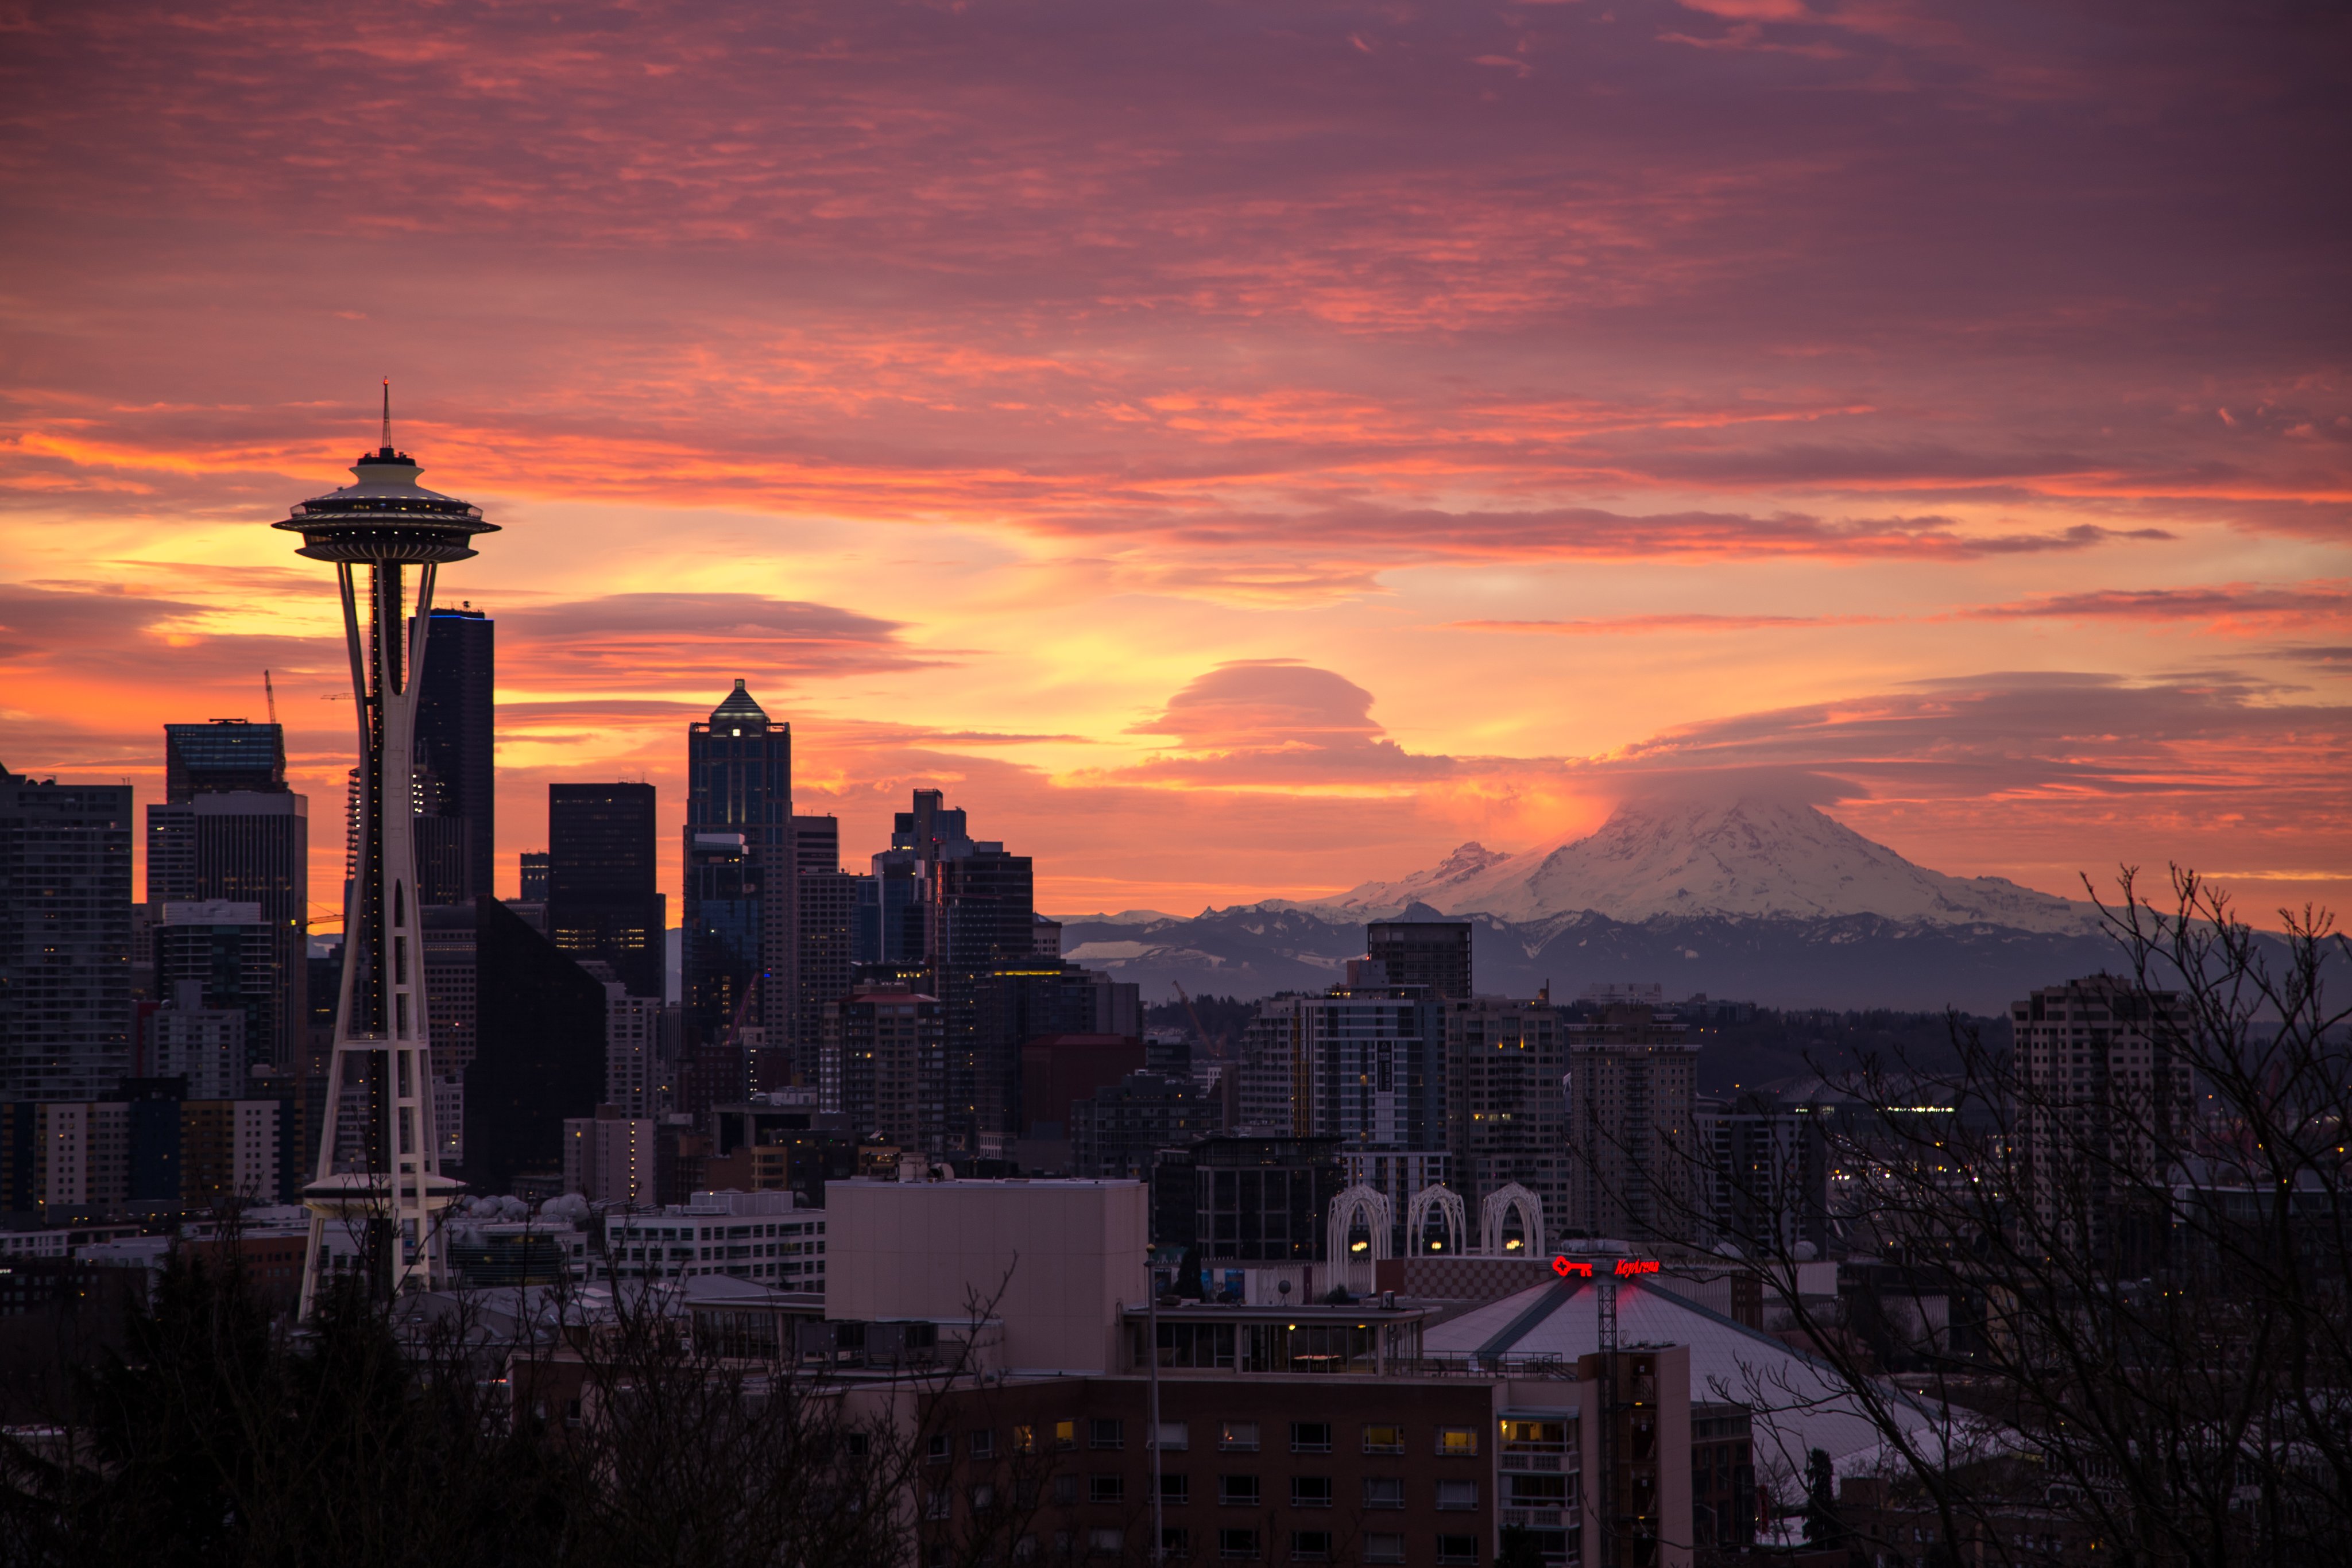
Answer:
2, 5, 2346, 922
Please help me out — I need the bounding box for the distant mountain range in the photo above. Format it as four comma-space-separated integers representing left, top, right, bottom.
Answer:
1058, 795, 2132, 1013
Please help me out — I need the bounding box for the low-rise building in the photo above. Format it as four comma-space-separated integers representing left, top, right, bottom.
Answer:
593, 1187, 826, 1288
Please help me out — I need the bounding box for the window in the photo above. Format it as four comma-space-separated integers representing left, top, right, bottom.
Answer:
844, 1431, 871, 1457
1363, 1423, 1405, 1454
970, 1483, 998, 1512
1220, 1420, 1260, 1452
1162, 1527, 1192, 1561
1054, 1419, 1078, 1450
1161, 1474, 1191, 1506
1090, 1475, 1125, 1505
971, 1429, 996, 1459
1091, 1418, 1124, 1450
924, 1487, 951, 1520
1436, 1535, 1479, 1565
1290, 1477, 1332, 1509
1012, 1536, 1039, 1563
1218, 1528, 1261, 1561
1363, 1534, 1406, 1564
1436, 1480, 1478, 1511
1218, 1475, 1261, 1508
1289, 1422, 1332, 1454
1155, 1420, 1190, 1451
1363, 1477, 1404, 1509
1053, 1475, 1080, 1506
1087, 1527, 1125, 1555
927, 1432, 952, 1463
1436, 1426, 1478, 1457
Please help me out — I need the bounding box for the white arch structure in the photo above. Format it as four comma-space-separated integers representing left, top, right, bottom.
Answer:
1326, 1183, 1394, 1294
1406, 1183, 1467, 1257
1479, 1182, 1545, 1257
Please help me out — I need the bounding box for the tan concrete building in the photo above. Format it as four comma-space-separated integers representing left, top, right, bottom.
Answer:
824, 1176, 1149, 1375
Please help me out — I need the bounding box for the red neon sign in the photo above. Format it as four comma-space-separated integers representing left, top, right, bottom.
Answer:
1552, 1256, 1659, 1279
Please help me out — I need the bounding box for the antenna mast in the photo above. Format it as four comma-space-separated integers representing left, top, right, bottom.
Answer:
381, 378, 391, 449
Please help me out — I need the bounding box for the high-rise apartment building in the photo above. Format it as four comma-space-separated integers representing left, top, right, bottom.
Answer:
164, 719, 285, 802
1565, 1004, 1701, 1244
1, 768, 134, 1101
1443, 996, 1566, 1244
1291, 982, 1445, 1152
145, 787, 307, 1070
548, 783, 663, 998
518, 851, 550, 903
1234, 1007, 1303, 1133
1367, 917, 1474, 1001
683, 681, 791, 1097
1701, 1091, 1832, 1259
410, 605, 495, 904
2010, 974, 2196, 1255
819, 984, 943, 1151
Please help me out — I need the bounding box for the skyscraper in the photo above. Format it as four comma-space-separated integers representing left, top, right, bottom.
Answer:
682, 680, 790, 1113
1367, 916, 1474, 1001
548, 783, 663, 998
145, 788, 307, 1070
410, 604, 494, 904
153, 899, 274, 1088
0, 767, 133, 1101
794, 812, 858, 1085
463, 896, 608, 1198
905, 791, 1035, 1163
164, 719, 285, 802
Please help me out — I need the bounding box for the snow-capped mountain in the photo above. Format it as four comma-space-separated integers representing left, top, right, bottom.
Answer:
1322, 795, 2098, 934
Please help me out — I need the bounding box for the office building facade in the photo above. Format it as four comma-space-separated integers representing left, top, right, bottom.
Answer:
463, 896, 608, 1197
1, 769, 134, 1101
683, 680, 791, 1082
410, 605, 495, 904
152, 900, 275, 1086
145, 788, 307, 1071
548, 782, 663, 998
164, 719, 285, 802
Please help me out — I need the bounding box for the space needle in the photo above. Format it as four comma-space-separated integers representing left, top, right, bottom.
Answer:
276, 388, 497, 1314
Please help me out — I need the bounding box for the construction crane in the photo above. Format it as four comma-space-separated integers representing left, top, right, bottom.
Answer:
263, 669, 278, 724
1170, 979, 1228, 1058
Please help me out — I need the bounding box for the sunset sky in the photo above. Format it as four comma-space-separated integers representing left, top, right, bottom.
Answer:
3, 1, 2346, 929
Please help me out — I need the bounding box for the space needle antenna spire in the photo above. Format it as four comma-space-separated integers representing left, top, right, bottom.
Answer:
273, 389, 498, 1317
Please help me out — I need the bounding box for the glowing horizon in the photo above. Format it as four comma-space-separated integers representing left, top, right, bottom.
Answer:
3, 3, 2345, 927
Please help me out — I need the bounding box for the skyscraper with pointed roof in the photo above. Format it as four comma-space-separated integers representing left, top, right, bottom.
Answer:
682, 680, 791, 1114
